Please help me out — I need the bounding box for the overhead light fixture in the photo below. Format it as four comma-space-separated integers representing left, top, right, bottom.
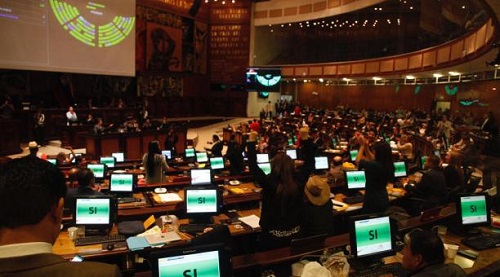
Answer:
372, 77, 382, 81
449, 71, 461, 76
205, 0, 236, 4
433, 73, 443, 78
319, 78, 324, 83
405, 75, 416, 79
342, 77, 351, 81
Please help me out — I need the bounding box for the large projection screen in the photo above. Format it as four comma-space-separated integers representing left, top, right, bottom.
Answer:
0, 0, 136, 76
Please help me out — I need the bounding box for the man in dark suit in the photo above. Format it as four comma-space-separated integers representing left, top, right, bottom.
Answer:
0, 157, 121, 276
206, 134, 223, 157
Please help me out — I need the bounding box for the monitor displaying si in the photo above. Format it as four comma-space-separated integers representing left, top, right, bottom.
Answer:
420, 155, 428, 170
257, 162, 271, 175
73, 195, 116, 235
162, 150, 172, 160
314, 156, 329, 170
345, 170, 367, 189
286, 149, 297, 160
184, 187, 222, 224
47, 158, 57, 165
185, 148, 196, 158
350, 150, 359, 161
349, 214, 396, 261
87, 163, 105, 179
196, 152, 209, 163
256, 153, 270, 163
393, 161, 407, 178
288, 138, 294, 146
210, 157, 225, 170
100, 156, 115, 168
110, 173, 134, 193
190, 168, 213, 186
456, 193, 491, 229
111, 152, 125, 163
150, 243, 232, 277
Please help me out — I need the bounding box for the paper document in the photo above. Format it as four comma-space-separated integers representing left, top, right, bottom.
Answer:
238, 214, 261, 229
158, 193, 182, 202
144, 232, 182, 245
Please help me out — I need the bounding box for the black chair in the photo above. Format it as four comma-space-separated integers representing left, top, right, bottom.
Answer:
465, 175, 482, 193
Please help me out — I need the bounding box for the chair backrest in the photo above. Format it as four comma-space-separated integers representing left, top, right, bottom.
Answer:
466, 175, 481, 193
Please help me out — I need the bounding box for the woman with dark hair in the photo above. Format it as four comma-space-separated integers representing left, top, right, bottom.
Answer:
356, 138, 395, 214
142, 140, 169, 184
246, 129, 315, 250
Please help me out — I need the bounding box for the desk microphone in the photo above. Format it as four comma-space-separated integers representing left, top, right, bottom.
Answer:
155, 169, 167, 194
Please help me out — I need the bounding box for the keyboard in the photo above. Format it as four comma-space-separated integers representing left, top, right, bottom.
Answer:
74, 234, 127, 246
462, 233, 500, 250
179, 224, 212, 234
343, 195, 365, 204
352, 262, 408, 277
118, 197, 136, 204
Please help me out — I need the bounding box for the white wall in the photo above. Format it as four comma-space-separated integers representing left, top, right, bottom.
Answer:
246, 91, 281, 117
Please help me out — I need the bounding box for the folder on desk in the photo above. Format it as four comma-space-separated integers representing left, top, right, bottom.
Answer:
238, 214, 261, 229
126, 237, 150, 251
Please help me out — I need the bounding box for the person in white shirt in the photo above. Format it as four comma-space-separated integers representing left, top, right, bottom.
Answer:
66, 106, 78, 126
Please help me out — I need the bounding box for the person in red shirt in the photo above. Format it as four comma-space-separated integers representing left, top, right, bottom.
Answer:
250, 118, 260, 132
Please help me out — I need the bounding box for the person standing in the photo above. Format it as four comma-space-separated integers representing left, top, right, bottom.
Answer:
66, 106, 78, 126
33, 108, 45, 146
143, 141, 169, 184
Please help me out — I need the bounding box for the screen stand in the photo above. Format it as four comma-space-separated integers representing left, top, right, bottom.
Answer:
189, 215, 214, 225
349, 257, 384, 272
450, 225, 481, 237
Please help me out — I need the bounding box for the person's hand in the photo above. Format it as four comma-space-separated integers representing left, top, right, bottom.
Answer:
249, 131, 258, 142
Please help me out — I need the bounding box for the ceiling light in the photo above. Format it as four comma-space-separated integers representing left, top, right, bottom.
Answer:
406, 75, 415, 79
433, 73, 443, 78
373, 77, 382, 81
449, 71, 461, 76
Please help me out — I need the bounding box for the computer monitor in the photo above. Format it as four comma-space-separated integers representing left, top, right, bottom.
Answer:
47, 158, 57, 165
111, 152, 125, 163
420, 155, 428, 170
184, 187, 222, 224
190, 168, 213, 186
455, 193, 491, 234
256, 153, 270, 163
196, 151, 209, 163
69, 153, 82, 164
150, 243, 232, 277
349, 213, 396, 264
87, 163, 105, 179
100, 156, 115, 168
162, 150, 172, 160
257, 162, 271, 175
350, 149, 359, 161
109, 173, 135, 193
345, 170, 366, 190
287, 138, 294, 146
210, 157, 225, 170
331, 138, 337, 148
185, 148, 196, 159
393, 161, 407, 178
286, 149, 297, 160
314, 156, 329, 170
73, 195, 116, 235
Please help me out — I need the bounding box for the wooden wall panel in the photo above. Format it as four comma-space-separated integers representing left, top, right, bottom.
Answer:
395, 58, 409, 71
323, 65, 337, 75
450, 41, 464, 60
408, 54, 423, 69
380, 60, 394, 72
310, 66, 323, 76
423, 51, 436, 67
337, 64, 351, 75
366, 62, 380, 73
437, 47, 451, 64
351, 63, 365, 74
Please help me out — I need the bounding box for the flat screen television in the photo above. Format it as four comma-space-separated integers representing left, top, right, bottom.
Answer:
190, 168, 213, 186
73, 195, 116, 235
47, 158, 57, 165
210, 157, 225, 170
456, 193, 491, 233
345, 170, 367, 190
314, 156, 329, 170
350, 150, 359, 162
246, 67, 282, 93
99, 156, 115, 168
162, 150, 172, 160
150, 243, 232, 277
111, 152, 125, 163
393, 161, 407, 178
256, 153, 270, 164
109, 173, 135, 193
184, 187, 222, 224
257, 162, 271, 175
286, 149, 297, 160
87, 163, 105, 179
196, 152, 209, 163
185, 148, 196, 159
349, 213, 396, 264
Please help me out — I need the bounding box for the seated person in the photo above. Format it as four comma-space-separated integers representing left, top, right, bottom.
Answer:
402, 229, 466, 277
0, 156, 121, 276
443, 152, 465, 196
300, 175, 334, 237
55, 147, 76, 166
449, 132, 480, 167
403, 155, 447, 215
65, 168, 103, 209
